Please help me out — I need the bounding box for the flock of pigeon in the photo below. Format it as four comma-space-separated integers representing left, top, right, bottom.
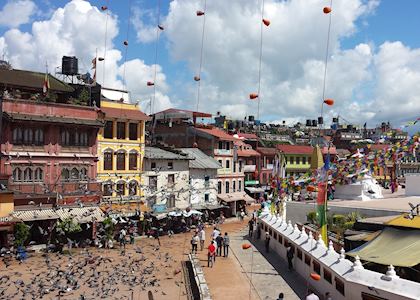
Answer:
0, 238, 187, 300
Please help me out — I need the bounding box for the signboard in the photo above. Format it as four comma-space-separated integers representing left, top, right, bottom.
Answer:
245, 180, 259, 186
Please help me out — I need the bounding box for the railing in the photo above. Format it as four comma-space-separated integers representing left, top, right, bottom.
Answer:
188, 254, 212, 300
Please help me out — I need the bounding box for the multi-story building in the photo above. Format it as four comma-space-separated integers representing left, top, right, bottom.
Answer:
97, 99, 149, 205
257, 147, 277, 190
178, 148, 221, 208
276, 145, 313, 177
143, 147, 191, 210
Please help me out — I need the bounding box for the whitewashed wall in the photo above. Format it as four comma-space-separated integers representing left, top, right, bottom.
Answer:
258, 213, 420, 300
190, 169, 218, 206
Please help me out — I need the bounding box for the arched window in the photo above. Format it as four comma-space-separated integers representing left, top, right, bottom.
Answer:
129, 150, 138, 170
13, 168, 22, 182
24, 167, 33, 182
61, 168, 70, 181
34, 167, 43, 181
23, 128, 33, 145
225, 181, 230, 194
116, 151, 126, 170
34, 129, 44, 145
80, 168, 87, 180
70, 168, 79, 181
129, 180, 138, 196
116, 181, 125, 196
104, 150, 113, 170
103, 182, 113, 196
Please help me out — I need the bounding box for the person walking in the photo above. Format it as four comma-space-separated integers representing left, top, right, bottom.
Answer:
207, 241, 216, 268
276, 293, 284, 300
248, 219, 254, 238
215, 234, 224, 257
223, 232, 230, 257
191, 233, 199, 254
211, 226, 220, 240
199, 228, 206, 251
240, 209, 245, 221
265, 232, 270, 253
287, 245, 294, 270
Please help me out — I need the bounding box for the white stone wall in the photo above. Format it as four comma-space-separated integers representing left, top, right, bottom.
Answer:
258, 213, 420, 300
143, 159, 190, 209
405, 173, 420, 196
189, 169, 218, 206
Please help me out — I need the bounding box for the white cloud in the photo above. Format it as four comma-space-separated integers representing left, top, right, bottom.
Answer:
0, 0, 37, 28
131, 6, 157, 44
0, 0, 172, 113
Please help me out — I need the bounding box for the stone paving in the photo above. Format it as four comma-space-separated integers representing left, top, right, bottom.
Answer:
229, 228, 307, 300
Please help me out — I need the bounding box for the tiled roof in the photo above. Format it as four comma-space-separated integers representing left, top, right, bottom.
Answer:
237, 149, 260, 157
155, 108, 212, 118
195, 127, 236, 141
237, 132, 258, 140
257, 147, 277, 156
276, 144, 313, 154
101, 106, 150, 121
178, 148, 221, 169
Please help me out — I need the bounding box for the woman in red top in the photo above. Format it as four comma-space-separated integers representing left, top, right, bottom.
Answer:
207, 241, 216, 268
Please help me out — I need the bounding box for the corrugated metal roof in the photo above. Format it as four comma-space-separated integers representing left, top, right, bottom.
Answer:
13, 209, 60, 221
178, 148, 221, 169
55, 206, 104, 223
145, 147, 191, 160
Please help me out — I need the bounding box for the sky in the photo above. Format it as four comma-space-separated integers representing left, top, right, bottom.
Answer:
1, 0, 420, 132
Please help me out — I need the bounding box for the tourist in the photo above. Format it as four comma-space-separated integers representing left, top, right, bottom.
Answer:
191, 232, 199, 254
248, 218, 254, 238
306, 291, 320, 300
216, 233, 224, 257
211, 226, 220, 240
265, 232, 270, 253
154, 227, 161, 246
199, 227, 206, 251
240, 209, 246, 221
223, 232, 230, 257
212, 238, 218, 262
287, 245, 294, 270
276, 293, 284, 300
207, 241, 216, 268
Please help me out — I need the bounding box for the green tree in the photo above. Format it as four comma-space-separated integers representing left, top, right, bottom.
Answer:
14, 223, 30, 247
102, 217, 115, 240
307, 211, 317, 224
56, 217, 82, 235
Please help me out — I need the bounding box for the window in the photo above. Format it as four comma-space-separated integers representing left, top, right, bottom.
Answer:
80, 168, 87, 180
116, 152, 126, 170
335, 278, 345, 296
296, 157, 300, 164
149, 176, 157, 192
273, 232, 277, 240
70, 168, 79, 181
233, 180, 236, 192
302, 157, 306, 164
290, 157, 294, 164
23, 129, 33, 145
129, 123, 138, 140
13, 168, 22, 182
297, 248, 302, 260
361, 292, 388, 300
226, 142, 230, 150
226, 160, 230, 169
24, 167, 32, 182
168, 174, 175, 186
218, 181, 222, 194
238, 180, 242, 192
269, 228, 273, 236
61, 168, 70, 181
226, 181, 230, 193
168, 161, 173, 170
104, 121, 113, 138
12, 128, 23, 144
204, 193, 209, 202
233, 161, 236, 172
34, 168, 43, 182
116, 182, 125, 196
167, 194, 176, 208
239, 160, 243, 172
151, 162, 156, 169
129, 151, 138, 170
278, 234, 283, 244
61, 129, 88, 146
61, 130, 70, 146
218, 160, 222, 167
218, 141, 223, 149
308, 157, 312, 164
204, 175, 210, 187
34, 129, 44, 145
323, 269, 332, 284
304, 254, 311, 266
104, 151, 113, 170
80, 132, 88, 146
129, 181, 138, 196
103, 183, 113, 196
117, 122, 126, 139
313, 261, 321, 275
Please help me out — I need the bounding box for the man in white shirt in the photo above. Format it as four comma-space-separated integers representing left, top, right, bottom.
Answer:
199, 228, 206, 251
211, 226, 220, 240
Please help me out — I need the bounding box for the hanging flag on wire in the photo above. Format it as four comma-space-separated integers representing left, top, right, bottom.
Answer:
91, 57, 97, 85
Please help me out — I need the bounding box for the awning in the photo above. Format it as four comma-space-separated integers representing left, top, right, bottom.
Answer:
218, 192, 255, 204
347, 228, 420, 267
13, 209, 60, 221
55, 207, 105, 223
246, 187, 265, 194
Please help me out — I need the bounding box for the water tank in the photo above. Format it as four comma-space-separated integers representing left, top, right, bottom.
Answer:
332, 117, 338, 123
306, 119, 312, 127
248, 115, 255, 122
312, 120, 318, 127
318, 117, 324, 125
62, 56, 78, 75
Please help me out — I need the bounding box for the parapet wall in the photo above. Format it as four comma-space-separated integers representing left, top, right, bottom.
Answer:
258, 212, 420, 300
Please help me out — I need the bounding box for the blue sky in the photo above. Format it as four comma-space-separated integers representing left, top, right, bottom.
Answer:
1, 0, 420, 131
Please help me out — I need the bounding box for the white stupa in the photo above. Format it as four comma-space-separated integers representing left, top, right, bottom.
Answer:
334, 174, 383, 201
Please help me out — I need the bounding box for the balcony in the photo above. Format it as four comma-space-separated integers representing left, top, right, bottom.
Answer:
9, 181, 101, 195
266, 163, 274, 170
243, 165, 256, 173
214, 148, 232, 156
217, 168, 232, 175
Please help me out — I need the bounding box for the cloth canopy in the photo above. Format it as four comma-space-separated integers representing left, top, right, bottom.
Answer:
347, 227, 420, 267
245, 187, 265, 194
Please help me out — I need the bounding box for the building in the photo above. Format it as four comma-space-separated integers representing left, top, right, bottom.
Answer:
0, 191, 15, 247
178, 148, 221, 208
257, 147, 277, 190
276, 145, 313, 177
97, 98, 150, 206
143, 147, 191, 211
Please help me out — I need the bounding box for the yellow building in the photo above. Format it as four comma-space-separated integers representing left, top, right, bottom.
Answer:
97, 99, 150, 204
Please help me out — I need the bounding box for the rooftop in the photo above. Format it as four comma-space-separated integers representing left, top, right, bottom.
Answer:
195, 127, 237, 141
236, 132, 258, 140
145, 147, 192, 160
154, 108, 212, 120
256, 147, 277, 156
178, 148, 222, 169
276, 144, 313, 155
100, 106, 150, 121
